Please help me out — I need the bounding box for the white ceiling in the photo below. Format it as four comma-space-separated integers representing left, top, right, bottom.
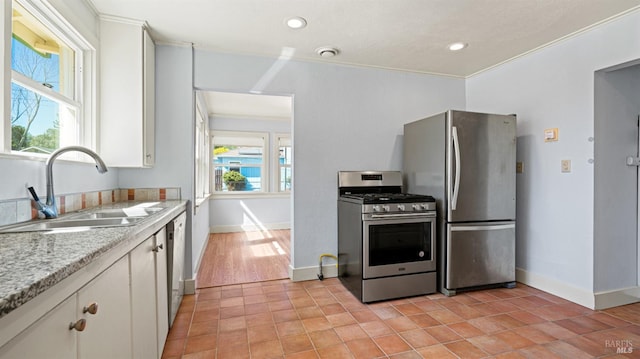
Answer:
200, 91, 292, 120
89, 0, 640, 77
88, 0, 640, 117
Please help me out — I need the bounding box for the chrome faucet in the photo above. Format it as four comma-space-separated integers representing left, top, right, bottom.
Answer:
29, 146, 108, 218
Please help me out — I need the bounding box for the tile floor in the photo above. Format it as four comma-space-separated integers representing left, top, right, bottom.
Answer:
161, 279, 640, 358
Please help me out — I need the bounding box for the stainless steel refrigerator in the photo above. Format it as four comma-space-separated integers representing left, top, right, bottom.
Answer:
403, 110, 516, 296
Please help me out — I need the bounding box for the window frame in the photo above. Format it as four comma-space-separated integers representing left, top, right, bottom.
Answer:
211, 130, 269, 195
275, 134, 291, 193
194, 94, 210, 208
3, 0, 95, 159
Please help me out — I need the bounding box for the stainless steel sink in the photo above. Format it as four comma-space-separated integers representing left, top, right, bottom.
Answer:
0, 217, 145, 233
69, 207, 165, 220
0, 204, 167, 233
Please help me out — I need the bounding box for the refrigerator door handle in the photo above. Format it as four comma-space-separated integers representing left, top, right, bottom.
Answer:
451, 126, 461, 210
450, 223, 516, 231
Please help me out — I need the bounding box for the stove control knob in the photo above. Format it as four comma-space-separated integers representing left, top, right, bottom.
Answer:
382, 205, 390, 212
412, 204, 420, 211
397, 204, 405, 211
372, 205, 381, 212
421, 203, 429, 210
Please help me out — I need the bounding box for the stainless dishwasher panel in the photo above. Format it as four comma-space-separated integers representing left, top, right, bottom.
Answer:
445, 221, 515, 290
167, 212, 186, 327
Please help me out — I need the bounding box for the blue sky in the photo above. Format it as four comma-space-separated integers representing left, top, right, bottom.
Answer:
11, 37, 60, 136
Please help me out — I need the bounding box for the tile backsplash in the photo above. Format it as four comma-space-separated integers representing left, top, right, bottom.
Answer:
0, 187, 181, 226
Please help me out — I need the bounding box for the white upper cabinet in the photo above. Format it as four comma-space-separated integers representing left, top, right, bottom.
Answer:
99, 17, 155, 167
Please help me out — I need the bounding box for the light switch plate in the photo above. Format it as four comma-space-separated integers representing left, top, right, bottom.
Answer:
561, 159, 571, 173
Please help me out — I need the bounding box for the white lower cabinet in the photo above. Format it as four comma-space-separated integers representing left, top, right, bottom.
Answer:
131, 230, 169, 359
0, 295, 77, 359
0, 221, 176, 359
0, 256, 131, 359
77, 256, 132, 359
155, 228, 169, 357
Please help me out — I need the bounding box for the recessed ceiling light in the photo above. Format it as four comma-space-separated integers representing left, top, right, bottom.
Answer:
286, 16, 307, 29
316, 47, 339, 57
448, 42, 468, 51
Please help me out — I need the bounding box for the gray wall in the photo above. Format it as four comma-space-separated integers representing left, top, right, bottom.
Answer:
210, 196, 290, 232
594, 63, 640, 292
193, 50, 466, 272
0, 156, 118, 201
47, 0, 99, 45
466, 8, 640, 306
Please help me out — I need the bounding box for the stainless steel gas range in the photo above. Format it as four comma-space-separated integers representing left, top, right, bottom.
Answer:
337, 171, 437, 303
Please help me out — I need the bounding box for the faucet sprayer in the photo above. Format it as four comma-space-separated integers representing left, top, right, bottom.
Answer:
29, 146, 108, 219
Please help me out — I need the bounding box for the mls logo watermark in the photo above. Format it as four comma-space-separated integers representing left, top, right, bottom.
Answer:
605, 339, 633, 354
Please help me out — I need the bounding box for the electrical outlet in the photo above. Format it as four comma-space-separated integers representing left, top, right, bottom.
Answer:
516, 162, 524, 174
561, 159, 571, 173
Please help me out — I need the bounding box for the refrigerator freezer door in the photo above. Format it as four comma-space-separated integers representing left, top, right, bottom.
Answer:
447, 111, 516, 222
445, 221, 515, 290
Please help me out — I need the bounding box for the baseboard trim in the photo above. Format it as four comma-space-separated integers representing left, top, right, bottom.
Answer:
516, 268, 595, 309
210, 222, 290, 233
594, 286, 640, 310
194, 233, 209, 274
187, 231, 212, 295
290, 264, 338, 282
184, 279, 196, 295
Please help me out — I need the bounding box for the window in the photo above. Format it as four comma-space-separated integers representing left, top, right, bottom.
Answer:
277, 135, 291, 192
211, 131, 292, 195
212, 132, 267, 193
9, 0, 91, 155
194, 97, 210, 204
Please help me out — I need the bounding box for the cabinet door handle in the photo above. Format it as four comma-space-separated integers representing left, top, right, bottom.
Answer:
83, 302, 99, 315
152, 243, 163, 252
69, 319, 87, 331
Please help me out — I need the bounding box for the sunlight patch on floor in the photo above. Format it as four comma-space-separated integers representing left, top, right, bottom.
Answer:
250, 243, 277, 257
248, 241, 286, 257
244, 230, 269, 241
272, 241, 286, 255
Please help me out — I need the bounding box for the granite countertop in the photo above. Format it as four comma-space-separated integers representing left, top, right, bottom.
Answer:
0, 200, 187, 319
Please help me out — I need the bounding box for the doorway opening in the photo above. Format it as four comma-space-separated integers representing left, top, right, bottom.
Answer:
594, 60, 640, 304
195, 90, 293, 288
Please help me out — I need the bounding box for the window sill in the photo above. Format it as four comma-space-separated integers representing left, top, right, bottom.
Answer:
211, 192, 291, 200
0, 151, 97, 165
0, 151, 48, 162
195, 194, 211, 208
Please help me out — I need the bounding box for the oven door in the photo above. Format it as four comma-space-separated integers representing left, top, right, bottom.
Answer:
362, 213, 436, 279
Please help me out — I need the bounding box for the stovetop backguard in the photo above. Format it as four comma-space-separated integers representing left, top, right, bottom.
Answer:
338, 171, 403, 196
340, 192, 436, 204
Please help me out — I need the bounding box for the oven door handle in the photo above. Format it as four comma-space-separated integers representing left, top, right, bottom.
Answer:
368, 213, 436, 219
